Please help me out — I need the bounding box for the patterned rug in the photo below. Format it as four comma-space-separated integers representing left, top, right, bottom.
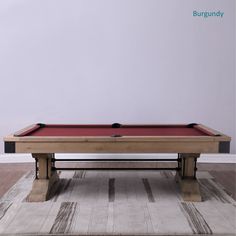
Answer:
0, 170, 235, 236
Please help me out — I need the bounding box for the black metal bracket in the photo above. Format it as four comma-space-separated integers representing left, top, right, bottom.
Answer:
194, 157, 197, 179
51, 156, 55, 169
35, 157, 38, 179
46, 157, 49, 179
4, 142, 16, 153
177, 154, 181, 169
182, 157, 186, 179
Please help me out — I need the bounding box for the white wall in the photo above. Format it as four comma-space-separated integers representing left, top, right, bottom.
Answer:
0, 0, 235, 153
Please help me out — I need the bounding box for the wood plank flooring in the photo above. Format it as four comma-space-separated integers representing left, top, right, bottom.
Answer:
0, 163, 34, 197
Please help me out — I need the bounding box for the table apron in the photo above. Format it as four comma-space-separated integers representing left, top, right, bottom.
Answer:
14, 141, 220, 153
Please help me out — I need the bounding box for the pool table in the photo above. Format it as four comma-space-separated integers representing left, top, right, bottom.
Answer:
4, 123, 231, 202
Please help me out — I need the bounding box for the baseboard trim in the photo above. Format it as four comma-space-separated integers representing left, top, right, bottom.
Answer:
0, 153, 235, 163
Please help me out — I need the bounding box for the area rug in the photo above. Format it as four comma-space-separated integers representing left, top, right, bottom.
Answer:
0, 170, 235, 236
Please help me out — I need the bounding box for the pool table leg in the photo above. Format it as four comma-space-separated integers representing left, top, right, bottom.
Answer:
176, 153, 202, 202
27, 153, 59, 202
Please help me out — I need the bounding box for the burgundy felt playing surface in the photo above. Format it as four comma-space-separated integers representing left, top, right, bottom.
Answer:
19, 124, 212, 137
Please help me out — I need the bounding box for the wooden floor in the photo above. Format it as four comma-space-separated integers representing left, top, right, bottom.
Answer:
0, 162, 235, 200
